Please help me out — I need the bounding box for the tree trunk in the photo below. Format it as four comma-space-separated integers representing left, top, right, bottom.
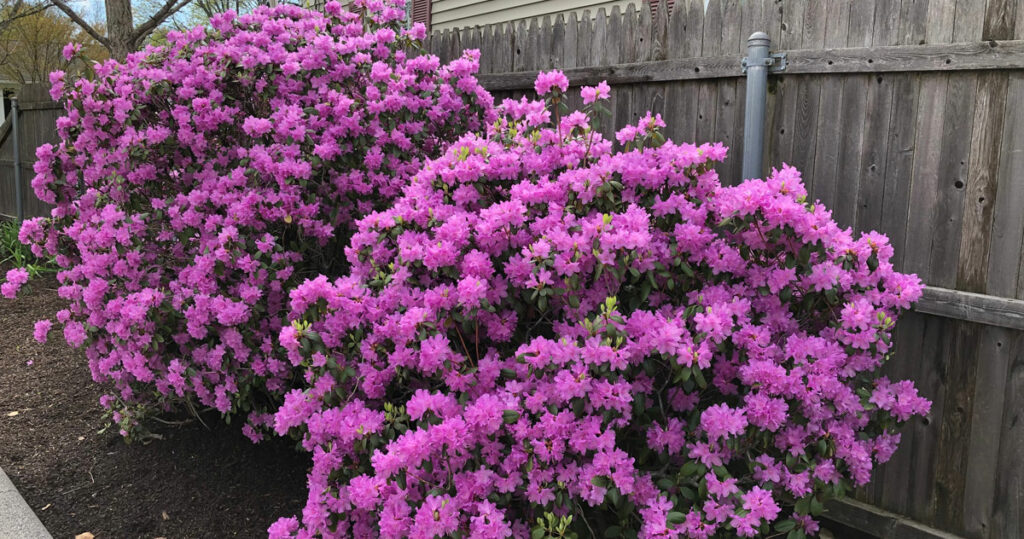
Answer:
105, 0, 135, 61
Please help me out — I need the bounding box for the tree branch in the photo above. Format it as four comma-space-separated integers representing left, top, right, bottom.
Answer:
49, 0, 107, 46
0, 0, 53, 34
133, 0, 193, 43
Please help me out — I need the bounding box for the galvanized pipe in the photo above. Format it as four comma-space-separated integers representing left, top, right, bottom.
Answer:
742, 31, 771, 181
11, 96, 22, 222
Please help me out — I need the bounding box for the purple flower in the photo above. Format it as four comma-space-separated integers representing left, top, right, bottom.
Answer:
33, 319, 52, 343
533, 69, 569, 95
580, 81, 611, 104
61, 42, 81, 61
700, 403, 748, 441
2, 268, 29, 299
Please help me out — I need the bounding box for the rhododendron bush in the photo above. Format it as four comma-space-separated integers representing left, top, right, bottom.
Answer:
0, 2, 931, 530
12, 1, 493, 435
268, 74, 930, 538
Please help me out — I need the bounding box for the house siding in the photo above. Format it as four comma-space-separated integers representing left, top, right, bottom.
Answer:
430, 0, 641, 31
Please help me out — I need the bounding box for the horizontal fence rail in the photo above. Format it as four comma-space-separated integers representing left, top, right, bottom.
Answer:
476, 40, 1024, 90
917, 286, 1024, 330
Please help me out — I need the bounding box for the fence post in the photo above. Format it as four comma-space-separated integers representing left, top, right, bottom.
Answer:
11, 96, 22, 222
742, 32, 771, 181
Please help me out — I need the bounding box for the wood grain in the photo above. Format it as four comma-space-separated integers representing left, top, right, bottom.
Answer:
991, 330, 1023, 537
474, 40, 1024, 91
957, 71, 1009, 294
962, 325, 1013, 536
914, 286, 1024, 330
824, 497, 968, 539
986, 73, 1024, 298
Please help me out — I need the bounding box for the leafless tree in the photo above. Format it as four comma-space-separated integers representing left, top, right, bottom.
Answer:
50, 0, 194, 60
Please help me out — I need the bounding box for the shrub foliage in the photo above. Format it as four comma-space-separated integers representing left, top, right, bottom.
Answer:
268, 75, 928, 537
2, 3, 931, 536
17, 1, 493, 435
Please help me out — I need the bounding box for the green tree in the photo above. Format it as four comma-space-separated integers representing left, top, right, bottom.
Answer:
0, 6, 106, 84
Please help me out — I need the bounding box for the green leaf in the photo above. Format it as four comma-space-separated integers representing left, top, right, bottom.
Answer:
603, 526, 622, 538
810, 496, 825, 516
607, 486, 621, 507
774, 519, 797, 533
795, 496, 811, 515
666, 511, 687, 525
502, 410, 520, 424
532, 528, 546, 539
693, 367, 707, 389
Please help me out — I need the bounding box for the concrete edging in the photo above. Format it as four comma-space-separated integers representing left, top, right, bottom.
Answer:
0, 467, 52, 539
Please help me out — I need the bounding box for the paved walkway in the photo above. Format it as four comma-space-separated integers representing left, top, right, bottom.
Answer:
0, 467, 51, 539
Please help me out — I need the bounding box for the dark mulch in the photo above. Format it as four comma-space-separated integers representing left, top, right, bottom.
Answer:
0, 275, 310, 538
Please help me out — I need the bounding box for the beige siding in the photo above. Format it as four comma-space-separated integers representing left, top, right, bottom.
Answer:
430, 0, 640, 31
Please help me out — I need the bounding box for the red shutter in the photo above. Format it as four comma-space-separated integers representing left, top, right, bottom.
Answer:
649, 0, 675, 16
411, 0, 431, 30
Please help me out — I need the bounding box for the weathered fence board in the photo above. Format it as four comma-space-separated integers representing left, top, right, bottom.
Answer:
987, 72, 1024, 299
991, 329, 1023, 538
957, 70, 1009, 294
963, 325, 1013, 536
428, 1, 1024, 537
0, 83, 60, 220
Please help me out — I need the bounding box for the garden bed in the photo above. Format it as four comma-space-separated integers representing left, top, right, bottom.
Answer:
0, 275, 309, 538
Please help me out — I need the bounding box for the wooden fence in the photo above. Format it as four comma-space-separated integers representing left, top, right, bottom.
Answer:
0, 83, 60, 220
0, 1, 1021, 537
425, 1, 1024, 538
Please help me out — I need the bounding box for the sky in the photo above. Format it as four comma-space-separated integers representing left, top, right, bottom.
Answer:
67, 0, 106, 25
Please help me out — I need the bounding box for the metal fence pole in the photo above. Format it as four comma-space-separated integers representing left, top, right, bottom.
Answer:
742, 32, 771, 181
11, 96, 22, 222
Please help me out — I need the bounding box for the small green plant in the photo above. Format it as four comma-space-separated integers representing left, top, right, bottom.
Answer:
532, 513, 579, 539
0, 219, 55, 276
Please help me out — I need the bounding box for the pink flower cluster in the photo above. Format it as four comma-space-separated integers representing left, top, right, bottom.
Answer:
1, 268, 28, 298
270, 75, 929, 537
15, 1, 493, 435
